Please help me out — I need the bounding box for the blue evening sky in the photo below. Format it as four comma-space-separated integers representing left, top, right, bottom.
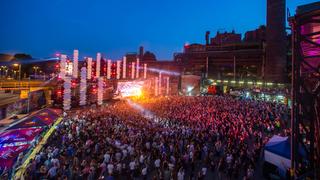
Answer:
0, 0, 317, 60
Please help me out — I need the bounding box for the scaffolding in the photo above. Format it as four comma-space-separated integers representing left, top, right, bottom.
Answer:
289, 2, 320, 179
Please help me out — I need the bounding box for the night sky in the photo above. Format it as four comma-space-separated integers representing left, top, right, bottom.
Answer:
0, 0, 317, 60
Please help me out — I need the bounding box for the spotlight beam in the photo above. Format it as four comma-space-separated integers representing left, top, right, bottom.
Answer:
138, 67, 180, 76
127, 99, 155, 120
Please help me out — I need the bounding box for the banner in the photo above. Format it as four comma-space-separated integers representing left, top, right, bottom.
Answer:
0, 128, 43, 145
0, 144, 30, 174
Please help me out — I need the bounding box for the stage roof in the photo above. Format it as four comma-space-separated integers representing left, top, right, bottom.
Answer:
296, 2, 320, 16
293, 2, 320, 69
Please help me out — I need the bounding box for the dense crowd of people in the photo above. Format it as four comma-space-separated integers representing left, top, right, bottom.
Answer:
23, 95, 290, 180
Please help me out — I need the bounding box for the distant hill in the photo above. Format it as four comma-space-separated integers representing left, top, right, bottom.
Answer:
0, 53, 14, 62
0, 53, 33, 62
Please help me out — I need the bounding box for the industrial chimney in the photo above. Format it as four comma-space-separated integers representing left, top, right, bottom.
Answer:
265, 0, 287, 82
139, 46, 144, 61
205, 31, 210, 45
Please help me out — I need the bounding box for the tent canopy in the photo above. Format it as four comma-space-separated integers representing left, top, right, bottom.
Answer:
265, 135, 291, 159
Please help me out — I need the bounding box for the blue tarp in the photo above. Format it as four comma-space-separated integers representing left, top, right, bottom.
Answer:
265, 135, 290, 159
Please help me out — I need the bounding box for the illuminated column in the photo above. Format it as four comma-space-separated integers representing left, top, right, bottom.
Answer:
63, 77, 71, 110
136, 58, 140, 78
131, 62, 135, 79
66, 61, 73, 76
96, 52, 101, 78
116, 60, 121, 79
80, 67, 87, 106
107, 59, 111, 79
155, 77, 159, 96
73, 50, 79, 78
97, 77, 103, 105
166, 77, 170, 95
87, 57, 92, 80
60, 54, 67, 80
122, 56, 126, 79
158, 72, 162, 95
143, 63, 147, 79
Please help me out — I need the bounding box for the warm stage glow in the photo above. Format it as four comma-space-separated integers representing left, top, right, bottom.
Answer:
117, 81, 144, 97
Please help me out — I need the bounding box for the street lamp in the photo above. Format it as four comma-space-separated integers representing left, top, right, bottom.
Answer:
0, 66, 6, 78
13, 63, 21, 87
13, 70, 17, 79
33, 66, 39, 78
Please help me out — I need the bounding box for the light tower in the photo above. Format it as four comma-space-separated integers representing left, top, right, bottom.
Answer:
63, 77, 71, 110
136, 58, 140, 78
107, 59, 111, 79
131, 62, 135, 79
87, 57, 92, 80
80, 67, 87, 106
60, 54, 67, 80
96, 53, 101, 78
122, 56, 126, 79
116, 60, 121, 79
73, 50, 79, 78
143, 63, 147, 79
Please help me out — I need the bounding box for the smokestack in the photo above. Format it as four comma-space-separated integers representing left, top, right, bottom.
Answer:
139, 46, 144, 61
205, 31, 210, 45
265, 0, 286, 82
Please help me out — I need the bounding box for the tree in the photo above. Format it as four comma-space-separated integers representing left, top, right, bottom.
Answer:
13, 53, 32, 60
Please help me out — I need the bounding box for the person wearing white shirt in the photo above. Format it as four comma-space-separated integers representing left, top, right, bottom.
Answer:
170, 155, 176, 164
141, 166, 148, 176
189, 151, 194, 161
177, 167, 185, 180
128, 145, 135, 156
122, 149, 128, 159
145, 142, 150, 150
104, 153, 110, 163
139, 154, 145, 164
154, 159, 161, 168
116, 163, 122, 173
141, 166, 148, 178
226, 154, 233, 164
201, 167, 207, 176
129, 160, 136, 171
100, 162, 106, 174
115, 152, 121, 162
115, 140, 121, 148
107, 163, 114, 175
168, 163, 174, 171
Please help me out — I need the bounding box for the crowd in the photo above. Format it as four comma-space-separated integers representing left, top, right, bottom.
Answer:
23, 95, 290, 180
